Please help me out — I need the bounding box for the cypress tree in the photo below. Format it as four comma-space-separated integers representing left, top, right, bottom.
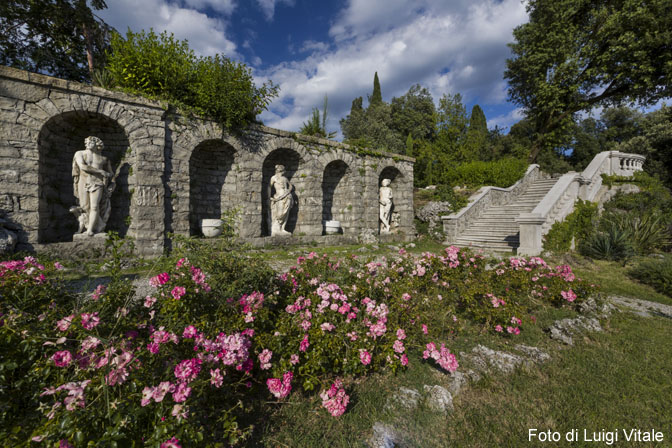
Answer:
370, 72, 383, 107
405, 133, 414, 157
469, 105, 487, 134
467, 104, 489, 160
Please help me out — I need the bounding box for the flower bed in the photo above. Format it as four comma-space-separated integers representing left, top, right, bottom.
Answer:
0, 247, 596, 446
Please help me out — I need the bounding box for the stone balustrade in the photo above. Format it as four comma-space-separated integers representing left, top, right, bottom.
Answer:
517, 151, 645, 256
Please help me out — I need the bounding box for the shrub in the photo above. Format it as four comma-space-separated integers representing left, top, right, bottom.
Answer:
435, 184, 470, 212
106, 29, 278, 130
579, 225, 635, 262
444, 158, 528, 188
628, 256, 672, 296
600, 212, 670, 255
544, 200, 599, 253
0, 247, 596, 445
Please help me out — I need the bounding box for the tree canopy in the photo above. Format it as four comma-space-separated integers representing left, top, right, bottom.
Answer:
0, 0, 112, 82
505, 0, 672, 162
106, 29, 278, 131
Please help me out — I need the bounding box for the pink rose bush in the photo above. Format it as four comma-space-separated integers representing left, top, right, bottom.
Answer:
0, 245, 597, 445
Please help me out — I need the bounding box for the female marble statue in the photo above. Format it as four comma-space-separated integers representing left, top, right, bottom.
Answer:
71, 136, 114, 236
270, 164, 294, 236
379, 178, 393, 233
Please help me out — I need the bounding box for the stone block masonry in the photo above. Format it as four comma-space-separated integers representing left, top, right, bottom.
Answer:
0, 66, 414, 256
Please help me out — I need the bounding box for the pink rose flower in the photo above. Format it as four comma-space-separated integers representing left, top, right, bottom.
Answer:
52, 350, 73, 367
359, 349, 371, 365
81, 312, 100, 330
299, 335, 309, 352
171, 286, 186, 300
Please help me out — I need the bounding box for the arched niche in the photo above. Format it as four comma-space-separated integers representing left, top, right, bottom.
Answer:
321, 160, 354, 234
189, 140, 236, 236
261, 148, 300, 236
37, 111, 131, 243
378, 166, 404, 233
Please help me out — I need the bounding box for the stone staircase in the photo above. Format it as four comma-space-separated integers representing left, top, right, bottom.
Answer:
453, 178, 559, 253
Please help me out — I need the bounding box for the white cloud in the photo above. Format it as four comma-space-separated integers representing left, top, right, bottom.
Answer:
488, 108, 524, 130
259, 0, 528, 136
255, 0, 296, 21
183, 0, 236, 15
300, 40, 330, 54
98, 0, 238, 58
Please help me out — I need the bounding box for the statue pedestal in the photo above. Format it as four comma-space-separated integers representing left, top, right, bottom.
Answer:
73, 232, 108, 240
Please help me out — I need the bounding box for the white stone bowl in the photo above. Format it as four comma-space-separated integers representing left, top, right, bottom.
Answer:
324, 220, 341, 235
200, 219, 223, 238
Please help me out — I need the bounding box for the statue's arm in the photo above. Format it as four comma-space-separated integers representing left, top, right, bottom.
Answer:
75, 153, 107, 177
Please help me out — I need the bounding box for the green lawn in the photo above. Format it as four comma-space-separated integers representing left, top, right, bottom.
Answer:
255, 253, 672, 448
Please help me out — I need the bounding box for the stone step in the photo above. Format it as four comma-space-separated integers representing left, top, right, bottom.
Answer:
455, 236, 519, 244
452, 243, 517, 253
468, 225, 520, 231
450, 176, 558, 252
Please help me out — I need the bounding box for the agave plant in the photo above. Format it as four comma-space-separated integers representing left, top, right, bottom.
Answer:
603, 211, 670, 255
579, 225, 635, 262
92, 67, 117, 89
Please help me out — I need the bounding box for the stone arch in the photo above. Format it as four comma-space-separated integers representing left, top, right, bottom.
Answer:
188, 139, 236, 235
164, 118, 245, 236
321, 160, 355, 234
37, 110, 131, 243
257, 137, 312, 163
261, 148, 302, 236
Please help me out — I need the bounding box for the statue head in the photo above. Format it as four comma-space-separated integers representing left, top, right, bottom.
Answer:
275, 164, 286, 174
84, 136, 104, 152
381, 178, 391, 187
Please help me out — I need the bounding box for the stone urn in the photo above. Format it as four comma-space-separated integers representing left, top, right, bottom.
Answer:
200, 219, 223, 238
324, 220, 341, 235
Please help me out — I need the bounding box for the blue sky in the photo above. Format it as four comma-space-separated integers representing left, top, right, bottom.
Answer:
99, 0, 529, 139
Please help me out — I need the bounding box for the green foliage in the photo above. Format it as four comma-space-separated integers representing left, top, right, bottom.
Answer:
599, 212, 670, 255
435, 93, 469, 160
579, 225, 635, 262
390, 84, 436, 141
0, 0, 112, 82
369, 72, 383, 107
544, 200, 599, 253
435, 185, 469, 212
106, 29, 278, 131
300, 95, 336, 139
465, 105, 489, 160
444, 158, 528, 188
628, 255, 672, 297
405, 133, 414, 157
0, 243, 597, 445
505, 0, 672, 162
615, 105, 672, 188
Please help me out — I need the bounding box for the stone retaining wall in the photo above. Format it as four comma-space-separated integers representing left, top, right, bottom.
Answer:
0, 66, 414, 256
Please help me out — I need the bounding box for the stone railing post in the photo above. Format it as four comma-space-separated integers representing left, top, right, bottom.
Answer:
515, 213, 546, 256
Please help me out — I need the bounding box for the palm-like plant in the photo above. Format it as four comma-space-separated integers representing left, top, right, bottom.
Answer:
300, 95, 336, 139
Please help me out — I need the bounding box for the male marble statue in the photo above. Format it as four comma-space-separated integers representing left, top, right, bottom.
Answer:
270, 164, 294, 236
71, 136, 114, 236
379, 178, 393, 233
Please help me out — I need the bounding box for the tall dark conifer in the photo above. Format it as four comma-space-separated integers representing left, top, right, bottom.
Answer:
369, 72, 383, 107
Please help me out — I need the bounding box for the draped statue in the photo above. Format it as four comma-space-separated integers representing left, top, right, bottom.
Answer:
70, 136, 114, 236
270, 164, 294, 236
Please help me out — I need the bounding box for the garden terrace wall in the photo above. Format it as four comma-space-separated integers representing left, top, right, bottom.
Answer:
0, 66, 414, 256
